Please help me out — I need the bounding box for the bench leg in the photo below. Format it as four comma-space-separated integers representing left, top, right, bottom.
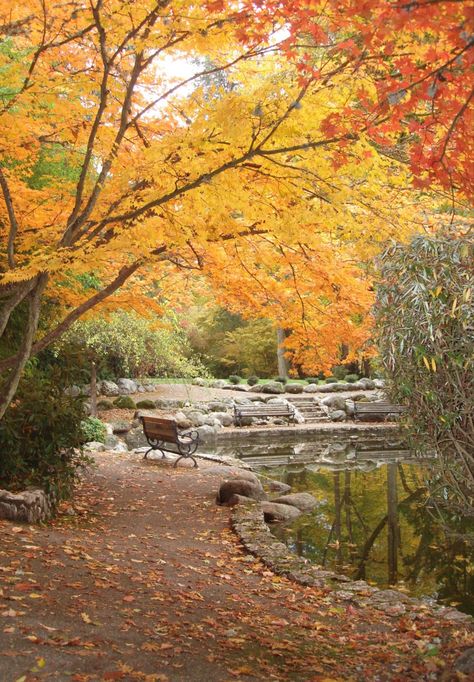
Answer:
173, 454, 198, 468
143, 447, 166, 460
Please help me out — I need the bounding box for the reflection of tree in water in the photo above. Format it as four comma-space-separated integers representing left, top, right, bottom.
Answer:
276, 462, 474, 614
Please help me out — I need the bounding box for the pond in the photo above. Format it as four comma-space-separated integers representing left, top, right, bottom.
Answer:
214, 433, 474, 616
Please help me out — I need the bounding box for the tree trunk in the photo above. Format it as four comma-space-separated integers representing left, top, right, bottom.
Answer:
276, 327, 289, 378
0, 274, 48, 420
387, 463, 399, 585
90, 360, 98, 417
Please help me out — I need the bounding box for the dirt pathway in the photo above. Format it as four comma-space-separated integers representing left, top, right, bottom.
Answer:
0, 452, 471, 681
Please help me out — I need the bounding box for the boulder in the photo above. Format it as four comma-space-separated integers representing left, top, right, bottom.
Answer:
208, 401, 232, 412
285, 383, 304, 394
117, 378, 138, 394
136, 399, 156, 409
210, 380, 227, 389
142, 383, 157, 392
265, 480, 291, 494
187, 411, 207, 427
260, 382, 284, 395
97, 399, 114, 411
112, 441, 129, 453
345, 399, 355, 417
84, 441, 106, 452
233, 396, 253, 405
192, 377, 207, 386
373, 379, 385, 389
212, 412, 234, 427
104, 434, 120, 449
329, 409, 346, 422
124, 428, 148, 450
204, 415, 222, 428
196, 424, 217, 442
225, 494, 258, 507
261, 501, 301, 522
223, 384, 248, 392
174, 412, 193, 429
320, 395, 346, 411
154, 398, 184, 409
303, 384, 321, 393
273, 492, 318, 512
136, 385, 146, 393
217, 479, 266, 504
358, 378, 376, 390
267, 397, 288, 405
110, 420, 132, 434
224, 469, 261, 485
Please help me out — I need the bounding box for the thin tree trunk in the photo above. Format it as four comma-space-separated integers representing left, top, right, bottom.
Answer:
90, 360, 98, 417
276, 327, 289, 378
387, 463, 399, 585
0, 274, 48, 419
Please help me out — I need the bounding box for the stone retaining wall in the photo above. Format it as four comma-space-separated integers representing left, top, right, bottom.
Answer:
232, 504, 471, 624
0, 488, 54, 523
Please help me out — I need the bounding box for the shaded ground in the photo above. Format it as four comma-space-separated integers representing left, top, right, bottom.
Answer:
0, 451, 472, 682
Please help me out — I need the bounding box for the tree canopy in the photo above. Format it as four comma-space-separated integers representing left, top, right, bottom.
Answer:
0, 0, 468, 415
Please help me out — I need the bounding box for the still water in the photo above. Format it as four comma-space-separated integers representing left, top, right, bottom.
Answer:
215, 434, 474, 615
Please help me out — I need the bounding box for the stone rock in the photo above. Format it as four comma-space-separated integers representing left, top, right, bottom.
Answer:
136, 385, 146, 393
124, 429, 148, 450
111, 441, 127, 453
329, 410, 346, 422
111, 420, 132, 434
260, 382, 284, 394
345, 400, 355, 417
187, 411, 207, 427
266, 480, 291, 494
224, 469, 261, 485
358, 378, 376, 390
208, 401, 231, 412
455, 648, 474, 674
196, 424, 217, 442
154, 398, 185, 409
135, 399, 156, 409
303, 384, 321, 393
234, 416, 254, 426
117, 378, 138, 394
233, 396, 253, 405
273, 492, 318, 512
174, 412, 193, 429
0, 488, 53, 523
261, 501, 301, 522
217, 479, 266, 504
210, 380, 227, 389
225, 494, 258, 507
212, 411, 234, 426
266, 397, 287, 405
285, 383, 304, 394
373, 379, 385, 389
320, 395, 346, 411
192, 377, 207, 386
223, 384, 248, 392
84, 441, 106, 452
204, 415, 222, 428
353, 394, 370, 402
142, 383, 157, 392
104, 434, 120, 448
98, 379, 119, 397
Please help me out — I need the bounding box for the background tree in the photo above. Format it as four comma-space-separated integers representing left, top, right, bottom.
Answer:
0, 0, 447, 418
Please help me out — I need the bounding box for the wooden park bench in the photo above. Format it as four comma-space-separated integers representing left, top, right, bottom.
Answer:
353, 402, 407, 422
234, 403, 295, 427
140, 416, 199, 467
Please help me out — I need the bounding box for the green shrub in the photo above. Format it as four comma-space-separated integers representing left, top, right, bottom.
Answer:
228, 375, 241, 385
81, 417, 106, 443
331, 365, 347, 380
306, 378, 319, 384
247, 375, 259, 386
344, 374, 359, 383
113, 396, 136, 409
97, 399, 114, 410
274, 376, 288, 384
325, 377, 338, 383
136, 399, 156, 409
0, 365, 90, 500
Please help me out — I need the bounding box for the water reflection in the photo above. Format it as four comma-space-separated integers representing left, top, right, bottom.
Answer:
216, 436, 474, 615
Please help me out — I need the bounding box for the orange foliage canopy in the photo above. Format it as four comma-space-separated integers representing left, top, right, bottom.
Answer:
233, 0, 474, 199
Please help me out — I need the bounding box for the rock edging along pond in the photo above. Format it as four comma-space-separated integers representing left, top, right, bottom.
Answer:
231, 503, 472, 624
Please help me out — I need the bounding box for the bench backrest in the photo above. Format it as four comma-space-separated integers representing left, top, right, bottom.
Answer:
354, 402, 406, 413
141, 416, 179, 443
235, 405, 294, 415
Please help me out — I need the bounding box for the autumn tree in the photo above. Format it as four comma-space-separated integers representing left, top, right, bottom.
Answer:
0, 0, 445, 418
